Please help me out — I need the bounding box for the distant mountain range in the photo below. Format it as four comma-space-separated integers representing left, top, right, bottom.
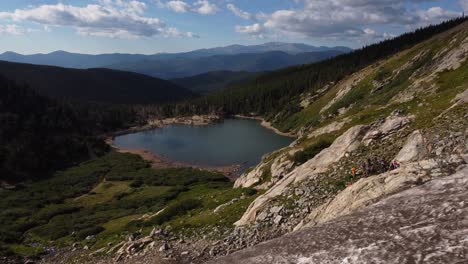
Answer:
155, 42, 351, 58
109, 50, 346, 79
0, 43, 351, 79
0, 60, 194, 104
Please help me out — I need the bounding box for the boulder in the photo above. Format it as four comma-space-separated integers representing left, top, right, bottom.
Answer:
395, 130, 426, 162
159, 242, 170, 252
234, 164, 267, 189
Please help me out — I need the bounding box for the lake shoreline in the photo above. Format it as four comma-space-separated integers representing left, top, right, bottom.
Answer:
106, 137, 244, 181
233, 115, 297, 138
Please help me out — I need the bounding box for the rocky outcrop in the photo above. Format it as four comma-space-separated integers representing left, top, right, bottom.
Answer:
395, 130, 427, 162
434, 35, 468, 73
295, 158, 441, 230
234, 164, 268, 189
235, 148, 299, 189
319, 68, 372, 114
438, 88, 468, 118
392, 33, 468, 104
210, 166, 468, 264
306, 119, 349, 139
114, 228, 171, 262
362, 114, 412, 146
270, 154, 297, 183
235, 125, 368, 226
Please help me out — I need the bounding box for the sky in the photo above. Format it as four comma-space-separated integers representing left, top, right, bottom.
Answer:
0, 0, 466, 54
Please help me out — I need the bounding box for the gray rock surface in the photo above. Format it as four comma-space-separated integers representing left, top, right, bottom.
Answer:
295, 159, 439, 230
362, 114, 412, 146
209, 166, 468, 264
395, 130, 427, 162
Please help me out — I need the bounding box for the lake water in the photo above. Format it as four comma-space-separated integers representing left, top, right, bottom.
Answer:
113, 119, 294, 168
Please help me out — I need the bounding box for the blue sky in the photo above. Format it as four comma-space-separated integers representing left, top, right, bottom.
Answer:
0, 0, 465, 54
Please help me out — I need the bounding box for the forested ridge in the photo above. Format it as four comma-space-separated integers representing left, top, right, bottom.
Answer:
152, 17, 468, 130
0, 75, 141, 182
0, 61, 194, 104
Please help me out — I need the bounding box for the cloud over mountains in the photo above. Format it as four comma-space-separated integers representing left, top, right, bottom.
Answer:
228, 0, 462, 41
0, 0, 196, 38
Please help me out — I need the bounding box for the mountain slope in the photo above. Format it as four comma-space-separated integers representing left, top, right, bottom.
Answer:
164, 18, 468, 131
171, 71, 259, 94
0, 60, 194, 104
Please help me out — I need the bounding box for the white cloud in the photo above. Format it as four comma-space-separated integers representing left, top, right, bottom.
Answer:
0, 0, 196, 38
227, 4, 253, 20
235, 23, 265, 38
416, 7, 460, 23
194, 0, 219, 15
157, 0, 219, 15
234, 0, 460, 42
166, 1, 191, 13
0, 24, 28, 35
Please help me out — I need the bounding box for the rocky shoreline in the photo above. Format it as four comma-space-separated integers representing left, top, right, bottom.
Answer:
111, 114, 223, 137
234, 115, 296, 138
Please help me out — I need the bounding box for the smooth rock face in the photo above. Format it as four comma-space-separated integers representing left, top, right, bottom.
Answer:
235, 148, 298, 189
296, 159, 438, 230
235, 125, 368, 226
307, 119, 348, 139
395, 130, 426, 162
270, 156, 295, 183
210, 166, 468, 264
234, 164, 266, 189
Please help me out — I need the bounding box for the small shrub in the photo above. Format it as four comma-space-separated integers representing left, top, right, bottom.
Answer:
149, 199, 202, 225
293, 139, 333, 165
32, 204, 80, 223
130, 177, 143, 188
243, 188, 257, 196
76, 226, 105, 240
